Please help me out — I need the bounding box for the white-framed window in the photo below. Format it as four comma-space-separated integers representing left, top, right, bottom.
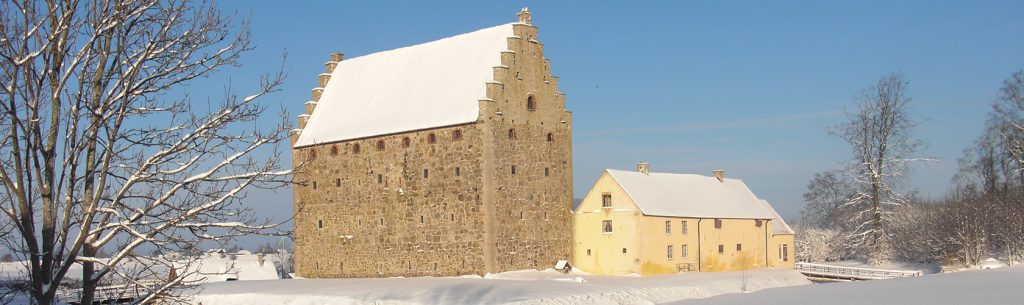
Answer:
780, 244, 789, 262
667, 245, 674, 260
665, 220, 671, 234
681, 244, 689, 258
602, 220, 613, 234
602, 193, 612, 208
681, 221, 688, 234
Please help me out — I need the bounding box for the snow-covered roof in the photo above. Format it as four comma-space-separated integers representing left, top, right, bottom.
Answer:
294, 23, 516, 147
758, 199, 795, 235
605, 169, 776, 219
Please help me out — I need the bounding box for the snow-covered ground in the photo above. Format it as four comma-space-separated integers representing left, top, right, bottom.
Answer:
671, 264, 1024, 305
194, 268, 810, 305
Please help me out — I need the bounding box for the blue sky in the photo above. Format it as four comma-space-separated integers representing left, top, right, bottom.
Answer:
193, 0, 1023, 246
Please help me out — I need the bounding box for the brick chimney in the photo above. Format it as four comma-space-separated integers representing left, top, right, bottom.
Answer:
637, 162, 650, 175
713, 169, 724, 182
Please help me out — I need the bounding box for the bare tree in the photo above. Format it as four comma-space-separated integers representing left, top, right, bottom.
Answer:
0, 1, 290, 304
799, 170, 854, 229
832, 72, 926, 265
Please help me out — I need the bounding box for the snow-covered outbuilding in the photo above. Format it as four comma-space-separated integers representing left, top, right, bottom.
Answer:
573, 163, 795, 275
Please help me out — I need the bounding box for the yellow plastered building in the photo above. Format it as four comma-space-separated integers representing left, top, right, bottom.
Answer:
573, 163, 794, 275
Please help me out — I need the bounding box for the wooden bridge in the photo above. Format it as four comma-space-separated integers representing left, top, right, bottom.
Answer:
795, 262, 923, 281
57, 280, 161, 305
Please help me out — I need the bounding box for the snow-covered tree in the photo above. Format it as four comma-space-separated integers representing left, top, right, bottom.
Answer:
832, 72, 926, 265
0, 1, 290, 304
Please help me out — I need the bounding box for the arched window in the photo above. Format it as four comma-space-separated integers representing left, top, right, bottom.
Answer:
452, 129, 463, 141
402, 137, 411, 148
352, 144, 361, 154
376, 140, 385, 151
428, 133, 437, 144
330, 145, 339, 156
546, 132, 554, 142
508, 129, 516, 139
527, 96, 537, 112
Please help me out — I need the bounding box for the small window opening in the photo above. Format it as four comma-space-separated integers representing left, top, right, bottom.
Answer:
546, 132, 554, 142
602, 220, 613, 233
511, 165, 517, 175
451, 214, 455, 221
527, 96, 537, 112
428, 133, 437, 144
402, 137, 411, 147
682, 221, 688, 234
519, 211, 524, 220
508, 129, 516, 139
587, 249, 592, 256
455, 167, 461, 177
602, 194, 612, 208
736, 244, 743, 251
718, 245, 725, 253
377, 174, 383, 184
376, 140, 385, 151
309, 149, 317, 160
755, 219, 763, 227
312, 181, 317, 190
545, 167, 549, 176
452, 129, 463, 141
317, 220, 323, 229
715, 219, 723, 229
330, 145, 338, 156
380, 218, 384, 226
336, 178, 341, 187
622, 248, 627, 254
668, 245, 674, 259
665, 220, 671, 234
353, 144, 361, 154
423, 169, 429, 178
420, 215, 424, 224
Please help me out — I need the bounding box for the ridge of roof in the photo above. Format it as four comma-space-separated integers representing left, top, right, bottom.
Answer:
295, 23, 516, 147
605, 169, 775, 219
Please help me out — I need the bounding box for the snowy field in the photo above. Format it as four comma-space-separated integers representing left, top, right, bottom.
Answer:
194, 268, 810, 305
672, 264, 1024, 305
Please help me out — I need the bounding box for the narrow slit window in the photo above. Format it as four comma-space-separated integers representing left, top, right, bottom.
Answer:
546, 132, 553, 142
544, 167, 549, 176
317, 220, 323, 229
312, 181, 317, 190
455, 167, 461, 177
511, 165, 517, 175
336, 178, 341, 187
423, 169, 429, 178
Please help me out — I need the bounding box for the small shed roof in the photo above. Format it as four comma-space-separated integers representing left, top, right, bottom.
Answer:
605, 169, 776, 220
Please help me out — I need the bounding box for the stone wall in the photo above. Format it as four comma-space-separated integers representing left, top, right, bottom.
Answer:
291, 18, 572, 278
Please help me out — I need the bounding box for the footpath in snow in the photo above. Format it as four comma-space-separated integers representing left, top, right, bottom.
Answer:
672, 264, 1024, 305
195, 268, 809, 305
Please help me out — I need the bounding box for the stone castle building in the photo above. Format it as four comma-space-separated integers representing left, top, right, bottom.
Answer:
290, 9, 573, 277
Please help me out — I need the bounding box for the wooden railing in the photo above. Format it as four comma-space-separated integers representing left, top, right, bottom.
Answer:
57, 280, 162, 305
795, 262, 922, 281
